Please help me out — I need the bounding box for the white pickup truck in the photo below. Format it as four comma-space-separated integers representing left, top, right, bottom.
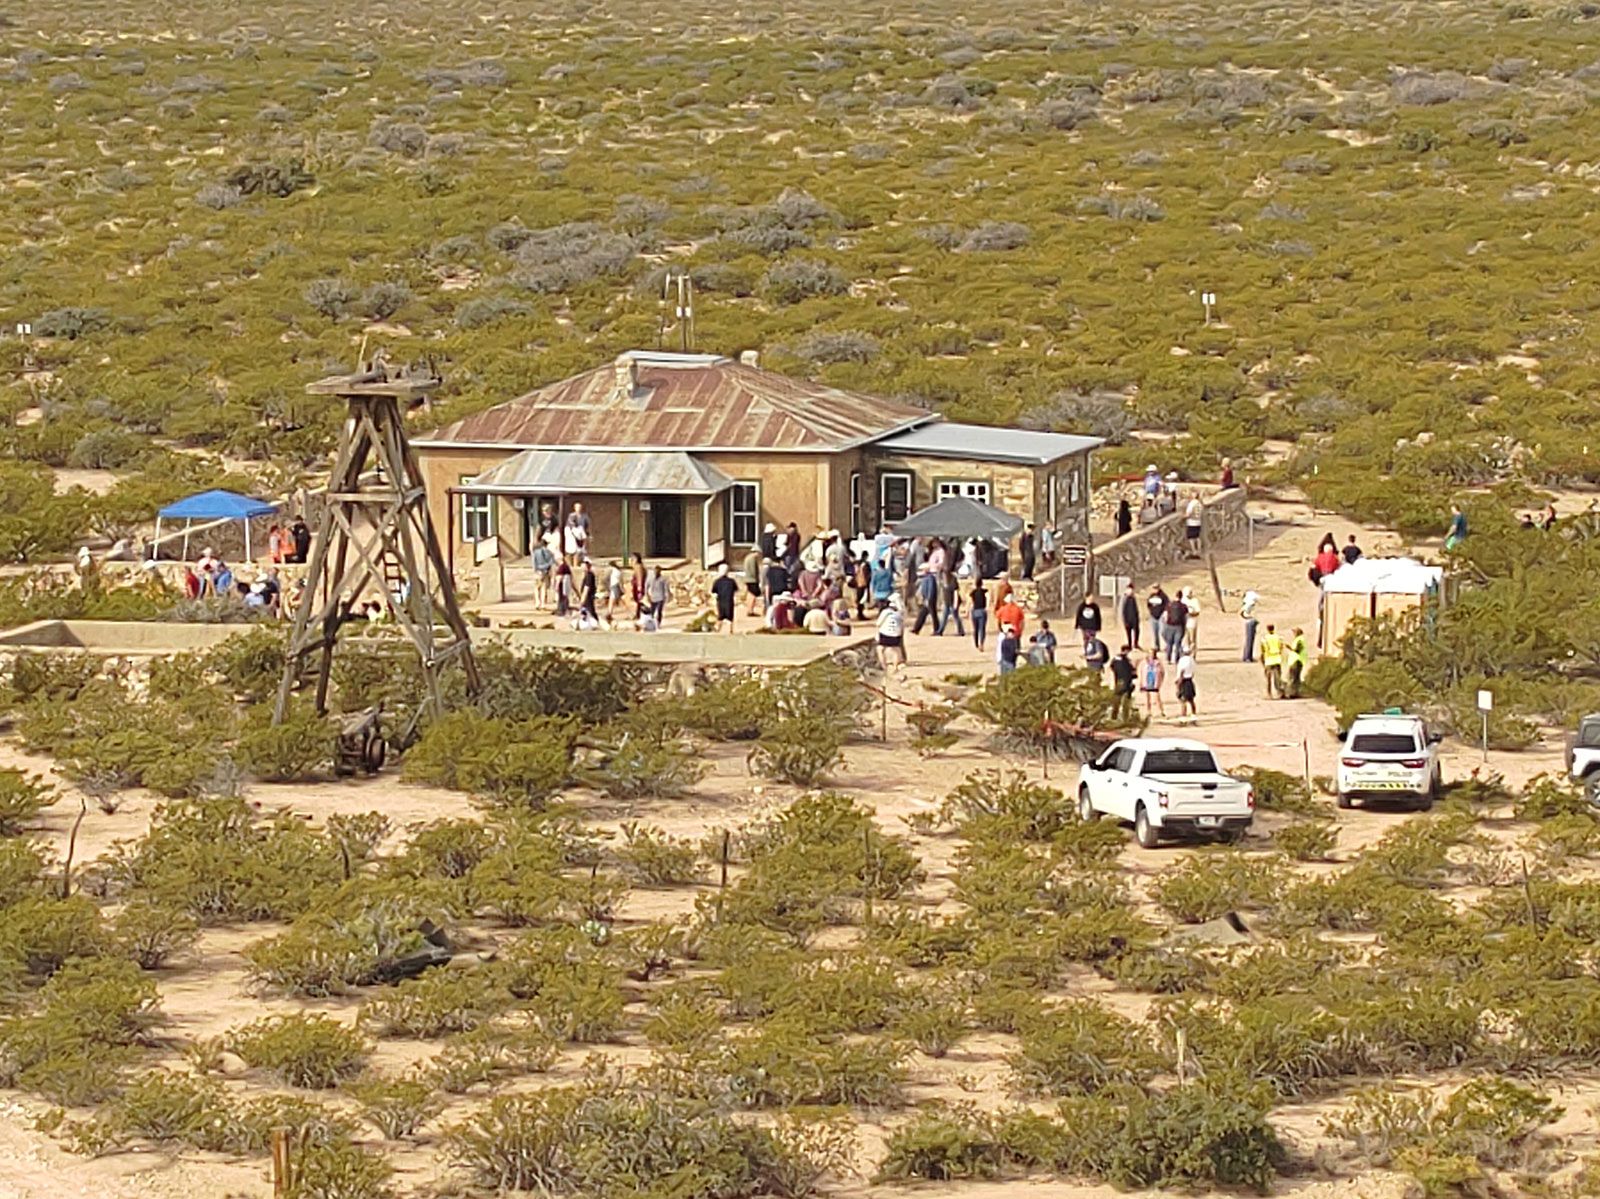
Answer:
1077, 737, 1255, 848
1568, 714, 1600, 802
1336, 713, 1442, 811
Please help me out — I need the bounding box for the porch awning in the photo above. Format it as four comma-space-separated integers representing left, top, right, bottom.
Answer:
458, 450, 733, 497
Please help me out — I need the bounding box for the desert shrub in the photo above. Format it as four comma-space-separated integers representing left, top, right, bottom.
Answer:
793, 329, 880, 365
1106, 1075, 1283, 1191
369, 118, 429, 156
426, 1022, 560, 1092
1516, 774, 1588, 821
613, 822, 701, 885
111, 900, 199, 969
229, 1013, 371, 1089
672, 676, 774, 740
236, 703, 333, 782
1152, 853, 1287, 923
287, 1140, 394, 1199
1020, 390, 1134, 444
0, 839, 47, 908
761, 259, 849, 305
395, 817, 499, 879
0, 894, 107, 978
957, 221, 1030, 253
1325, 1076, 1558, 1196
718, 793, 921, 942
509, 221, 636, 293
469, 822, 623, 928
933, 770, 1075, 842
0, 958, 159, 1104
748, 717, 844, 786
32, 307, 113, 340
101, 797, 344, 923
891, 974, 971, 1058
403, 711, 575, 809
725, 1017, 909, 1107
244, 882, 455, 996
877, 1104, 1006, 1181
305, 278, 356, 318
1007, 1001, 1155, 1096
224, 157, 314, 197
0, 770, 55, 835
582, 724, 708, 798
1243, 768, 1316, 815
1327, 661, 1428, 729
455, 295, 531, 328
345, 1072, 444, 1139
969, 665, 1139, 751
359, 968, 509, 1038
1274, 820, 1338, 862
358, 281, 411, 321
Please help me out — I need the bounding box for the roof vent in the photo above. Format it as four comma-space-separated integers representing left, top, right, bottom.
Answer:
738, 349, 760, 369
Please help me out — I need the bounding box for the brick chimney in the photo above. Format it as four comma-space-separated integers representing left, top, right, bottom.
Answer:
614, 352, 638, 398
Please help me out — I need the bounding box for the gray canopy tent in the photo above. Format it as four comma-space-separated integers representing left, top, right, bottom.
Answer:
890, 496, 1023, 542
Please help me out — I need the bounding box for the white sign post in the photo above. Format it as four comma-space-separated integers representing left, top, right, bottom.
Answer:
1477, 689, 1493, 762
1201, 291, 1217, 326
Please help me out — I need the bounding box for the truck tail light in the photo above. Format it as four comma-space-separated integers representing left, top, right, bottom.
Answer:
1246, 787, 1255, 809
1341, 757, 1365, 768
1401, 759, 1426, 769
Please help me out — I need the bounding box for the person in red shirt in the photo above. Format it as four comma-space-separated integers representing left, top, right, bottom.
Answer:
1312, 533, 1340, 583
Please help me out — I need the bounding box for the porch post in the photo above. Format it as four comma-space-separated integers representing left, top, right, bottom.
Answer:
702, 496, 712, 568
621, 500, 631, 559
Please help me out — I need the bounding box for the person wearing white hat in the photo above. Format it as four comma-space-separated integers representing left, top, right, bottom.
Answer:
1239, 590, 1260, 661
1143, 464, 1162, 499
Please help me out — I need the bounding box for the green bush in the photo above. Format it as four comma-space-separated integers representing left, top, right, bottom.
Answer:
1006, 1001, 1155, 1097
876, 1103, 1006, 1181
747, 716, 845, 786
1152, 853, 1287, 924
359, 968, 510, 1038
403, 711, 575, 809
672, 676, 774, 740
1242, 768, 1316, 815
1106, 1075, 1283, 1191
236, 702, 333, 782
613, 822, 702, 886
968, 665, 1140, 750
0, 958, 159, 1104
345, 1072, 444, 1140
228, 1013, 371, 1089
0, 894, 107, 977
111, 900, 199, 969
1273, 820, 1338, 862
934, 770, 1076, 841
0, 770, 57, 835
287, 1140, 394, 1199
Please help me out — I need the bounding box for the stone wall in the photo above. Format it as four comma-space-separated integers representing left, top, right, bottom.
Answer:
1035, 486, 1250, 615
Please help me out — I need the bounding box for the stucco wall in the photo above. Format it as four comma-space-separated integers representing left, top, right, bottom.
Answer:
1035, 486, 1250, 615
696, 452, 831, 544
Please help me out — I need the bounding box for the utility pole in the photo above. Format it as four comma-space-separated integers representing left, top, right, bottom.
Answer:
675, 273, 695, 352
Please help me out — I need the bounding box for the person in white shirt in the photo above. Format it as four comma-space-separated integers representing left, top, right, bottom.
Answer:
1181, 588, 1200, 654
1239, 589, 1260, 661
1184, 495, 1204, 558
876, 596, 906, 671
1175, 649, 1198, 722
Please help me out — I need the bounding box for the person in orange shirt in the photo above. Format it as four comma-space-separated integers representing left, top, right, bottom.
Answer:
994, 596, 1025, 641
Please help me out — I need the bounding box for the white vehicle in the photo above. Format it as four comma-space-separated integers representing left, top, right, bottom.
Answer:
1078, 737, 1255, 848
1336, 713, 1442, 811
1566, 714, 1600, 801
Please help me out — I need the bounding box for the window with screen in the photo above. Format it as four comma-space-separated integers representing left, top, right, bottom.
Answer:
936, 479, 991, 504
881, 472, 912, 523
460, 478, 493, 542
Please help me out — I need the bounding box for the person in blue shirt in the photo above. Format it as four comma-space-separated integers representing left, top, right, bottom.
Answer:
870, 557, 895, 607
1445, 505, 1468, 550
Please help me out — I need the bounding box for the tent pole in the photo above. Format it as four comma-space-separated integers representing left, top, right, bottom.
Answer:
245, 519, 252, 564
182, 519, 192, 562
152, 517, 162, 560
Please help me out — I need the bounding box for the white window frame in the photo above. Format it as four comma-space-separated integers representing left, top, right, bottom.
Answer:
1048, 474, 1059, 525
728, 480, 760, 547
849, 471, 861, 536
459, 477, 494, 543
880, 471, 913, 523
936, 479, 991, 505
1068, 464, 1081, 505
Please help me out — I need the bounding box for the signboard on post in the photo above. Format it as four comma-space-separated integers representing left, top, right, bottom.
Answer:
1061, 545, 1089, 568
1098, 573, 1129, 601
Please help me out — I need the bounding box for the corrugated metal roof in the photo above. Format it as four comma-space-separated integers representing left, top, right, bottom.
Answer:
458, 449, 733, 496
420, 352, 934, 453
874, 422, 1104, 466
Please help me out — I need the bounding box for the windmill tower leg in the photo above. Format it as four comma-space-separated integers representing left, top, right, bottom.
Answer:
273, 362, 479, 727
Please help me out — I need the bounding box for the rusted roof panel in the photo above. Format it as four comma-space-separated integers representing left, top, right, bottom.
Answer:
420, 353, 933, 452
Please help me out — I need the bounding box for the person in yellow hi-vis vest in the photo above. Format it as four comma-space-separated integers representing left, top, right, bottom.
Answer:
1259, 624, 1284, 699
1286, 627, 1310, 699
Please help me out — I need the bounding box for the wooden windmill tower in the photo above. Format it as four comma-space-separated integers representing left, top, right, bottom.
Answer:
273, 358, 481, 725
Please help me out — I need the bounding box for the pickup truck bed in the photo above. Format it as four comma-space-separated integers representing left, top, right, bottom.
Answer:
1078, 738, 1255, 848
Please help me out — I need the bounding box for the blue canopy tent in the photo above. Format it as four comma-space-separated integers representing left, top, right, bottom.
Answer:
155, 489, 280, 562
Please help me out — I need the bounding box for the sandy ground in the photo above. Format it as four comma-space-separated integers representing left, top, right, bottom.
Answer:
0, 499, 1581, 1197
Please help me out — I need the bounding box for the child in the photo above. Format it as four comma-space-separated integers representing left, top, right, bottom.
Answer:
997, 624, 1020, 675
1140, 648, 1166, 718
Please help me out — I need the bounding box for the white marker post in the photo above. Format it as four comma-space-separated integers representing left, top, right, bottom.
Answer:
1477, 689, 1493, 762
1201, 291, 1217, 326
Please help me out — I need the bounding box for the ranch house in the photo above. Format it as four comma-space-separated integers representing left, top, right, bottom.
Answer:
414, 350, 1103, 569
